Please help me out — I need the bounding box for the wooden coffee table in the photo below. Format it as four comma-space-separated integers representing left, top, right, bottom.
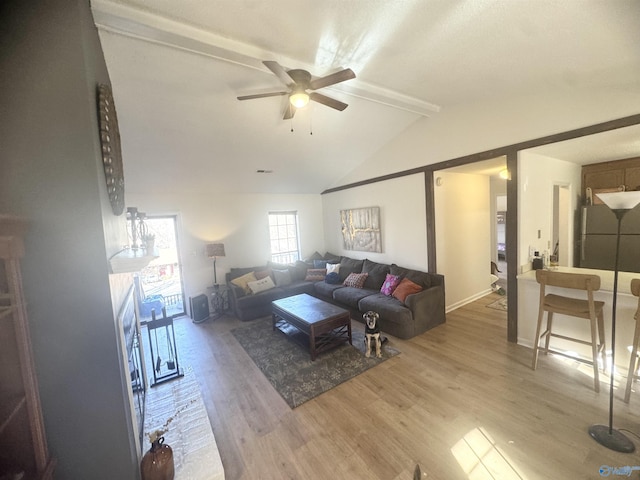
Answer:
272, 294, 352, 361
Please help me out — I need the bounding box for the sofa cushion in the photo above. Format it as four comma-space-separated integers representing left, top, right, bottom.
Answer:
380, 273, 402, 296
333, 287, 377, 309
247, 276, 276, 294
358, 293, 413, 326
390, 264, 432, 289
324, 252, 341, 263
314, 281, 344, 298
282, 280, 316, 296
343, 272, 368, 288
292, 261, 312, 282
392, 278, 423, 303
254, 269, 272, 280
272, 268, 292, 287
339, 257, 364, 281
362, 259, 390, 290
231, 271, 257, 294
229, 266, 266, 280
235, 287, 284, 309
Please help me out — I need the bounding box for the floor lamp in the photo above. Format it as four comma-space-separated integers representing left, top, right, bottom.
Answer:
588, 190, 640, 453
206, 243, 226, 287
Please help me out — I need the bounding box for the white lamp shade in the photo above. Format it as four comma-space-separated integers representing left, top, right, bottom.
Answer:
595, 191, 640, 211
206, 243, 225, 258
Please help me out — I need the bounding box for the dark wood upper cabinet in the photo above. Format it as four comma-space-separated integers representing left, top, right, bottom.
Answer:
582, 156, 640, 200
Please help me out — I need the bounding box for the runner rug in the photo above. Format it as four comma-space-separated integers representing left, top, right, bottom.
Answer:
231, 316, 400, 408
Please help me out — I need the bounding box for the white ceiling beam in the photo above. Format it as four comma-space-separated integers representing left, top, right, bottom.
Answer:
91, 0, 441, 117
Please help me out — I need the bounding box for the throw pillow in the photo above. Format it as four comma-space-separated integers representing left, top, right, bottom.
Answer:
272, 268, 292, 287
362, 259, 390, 290
231, 271, 257, 294
313, 259, 327, 269
306, 251, 324, 262
254, 269, 271, 280
380, 273, 402, 296
305, 268, 327, 281
343, 272, 368, 288
339, 257, 365, 281
247, 276, 275, 294
325, 272, 341, 284
324, 251, 341, 263
392, 278, 423, 303
326, 263, 340, 274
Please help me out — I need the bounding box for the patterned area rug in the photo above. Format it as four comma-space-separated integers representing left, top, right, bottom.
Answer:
486, 297, 508, 311
231, 317, 400, 408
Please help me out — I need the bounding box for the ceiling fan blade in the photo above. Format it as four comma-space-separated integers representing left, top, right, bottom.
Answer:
309, 68, 356, 90
283, 105, 296, 120
263, 60, 296, 87
309, 92, 348, 111
237, 91, 287, 101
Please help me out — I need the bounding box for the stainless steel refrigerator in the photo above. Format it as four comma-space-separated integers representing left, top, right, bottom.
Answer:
580, 204, 640, 272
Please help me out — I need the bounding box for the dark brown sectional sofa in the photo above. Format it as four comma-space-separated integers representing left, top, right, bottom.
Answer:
225, 255, 446, 340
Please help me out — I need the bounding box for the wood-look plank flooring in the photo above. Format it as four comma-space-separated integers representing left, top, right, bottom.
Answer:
159, 294, 640, 480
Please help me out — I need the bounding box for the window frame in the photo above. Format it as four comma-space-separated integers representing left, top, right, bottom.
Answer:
268, 211, 301, 264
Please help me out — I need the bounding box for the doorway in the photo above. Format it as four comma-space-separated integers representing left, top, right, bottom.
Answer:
494, 194, 508, 292
136, 215, 186, 322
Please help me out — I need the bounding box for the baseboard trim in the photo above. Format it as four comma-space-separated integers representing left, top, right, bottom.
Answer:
446, 288, 493, 313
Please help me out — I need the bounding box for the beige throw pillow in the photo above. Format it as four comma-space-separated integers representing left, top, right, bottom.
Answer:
231, 271, 257, 294
247, 276, 275, 294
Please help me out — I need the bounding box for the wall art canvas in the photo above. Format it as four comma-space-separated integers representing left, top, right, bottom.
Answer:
340, 207, 382, 253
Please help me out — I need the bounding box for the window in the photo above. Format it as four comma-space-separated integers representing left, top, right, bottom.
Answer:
268, 211, 300, 264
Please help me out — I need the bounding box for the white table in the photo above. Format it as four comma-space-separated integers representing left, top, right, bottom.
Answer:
143, 368, 225, 479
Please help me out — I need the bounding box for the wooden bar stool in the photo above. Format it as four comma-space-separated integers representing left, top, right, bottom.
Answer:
531, 270, 606, 392
623, 279, 640, 403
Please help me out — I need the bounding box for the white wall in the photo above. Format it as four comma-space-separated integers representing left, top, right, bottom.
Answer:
434, 171, 491, 310
518, 152, 582, 271
321, 174, 428, 270
127, 192, 324, 301
0, 2, 140, 477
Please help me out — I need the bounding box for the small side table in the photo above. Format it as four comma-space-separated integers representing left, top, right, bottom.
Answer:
208, 284, 228, 319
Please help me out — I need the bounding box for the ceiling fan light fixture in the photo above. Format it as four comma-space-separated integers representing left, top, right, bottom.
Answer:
289, 90, 309, 108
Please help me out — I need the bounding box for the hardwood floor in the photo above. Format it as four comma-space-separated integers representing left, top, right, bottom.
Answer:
159, 293, 640, 479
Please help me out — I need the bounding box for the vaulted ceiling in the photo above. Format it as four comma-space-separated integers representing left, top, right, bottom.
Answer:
92, 0, 640, 195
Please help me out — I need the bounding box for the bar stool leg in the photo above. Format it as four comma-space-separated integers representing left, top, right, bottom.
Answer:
532, 308, 546, 370
543, 312, 554, 354
624, 318, 640, 403
597, 311, 606, 372
589, 314, 600, 393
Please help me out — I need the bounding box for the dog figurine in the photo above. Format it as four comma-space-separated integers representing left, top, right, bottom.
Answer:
363, 310, 383, 358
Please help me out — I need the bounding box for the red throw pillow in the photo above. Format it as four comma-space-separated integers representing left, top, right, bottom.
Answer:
392, 278, 422, 302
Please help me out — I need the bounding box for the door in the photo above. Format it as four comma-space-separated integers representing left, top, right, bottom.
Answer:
136, 215, 186, 322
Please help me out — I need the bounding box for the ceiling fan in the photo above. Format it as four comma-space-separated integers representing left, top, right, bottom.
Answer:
237, 61, 356, 119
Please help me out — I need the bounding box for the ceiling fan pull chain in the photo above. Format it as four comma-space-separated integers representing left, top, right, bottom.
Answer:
289, 104, 294, 132
309, 105, 313, 135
